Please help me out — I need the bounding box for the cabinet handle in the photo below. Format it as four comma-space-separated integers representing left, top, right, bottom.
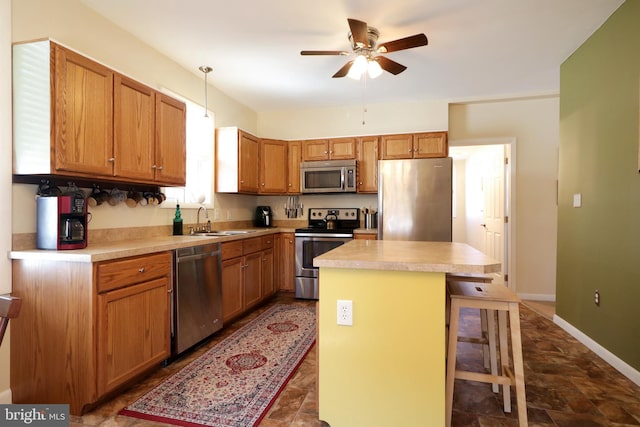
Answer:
151, 165, 157, 170
157, 166, 163, 171
139, 267, 145, 273
108, 157, 115, 163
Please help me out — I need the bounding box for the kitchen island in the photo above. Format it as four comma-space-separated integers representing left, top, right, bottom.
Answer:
313, 240, 500, 427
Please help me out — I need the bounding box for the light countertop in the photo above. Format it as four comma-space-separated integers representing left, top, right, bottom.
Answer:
313, 240, 500, 274
8, 228, 285, 263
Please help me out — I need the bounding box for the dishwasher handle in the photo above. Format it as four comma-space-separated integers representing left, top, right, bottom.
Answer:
175, 251, 220, 263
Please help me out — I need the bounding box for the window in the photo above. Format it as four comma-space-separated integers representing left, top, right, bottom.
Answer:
162, 93, 214, 208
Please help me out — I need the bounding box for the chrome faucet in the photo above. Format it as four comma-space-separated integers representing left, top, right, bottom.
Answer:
196, 205, 210, 232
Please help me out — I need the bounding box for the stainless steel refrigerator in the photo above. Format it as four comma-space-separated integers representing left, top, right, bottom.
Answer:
378, 157, 452, 241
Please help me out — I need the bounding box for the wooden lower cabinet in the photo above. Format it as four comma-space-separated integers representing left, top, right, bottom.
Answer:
221, 235, 276, 323
278, 232, 296, 291
354, 233, 378, 240
222, 256, 244, 322
11, 251, 172, 415
97, 277, 170, 395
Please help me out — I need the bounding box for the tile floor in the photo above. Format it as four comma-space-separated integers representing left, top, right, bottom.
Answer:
71, 293, 640, 426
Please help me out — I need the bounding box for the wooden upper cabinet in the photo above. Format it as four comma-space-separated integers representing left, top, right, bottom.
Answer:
239, 131, 260, 193
13, 41, 186, 186
357, 136, 379, 193
155, 94, 186, 185
302, 139, 330, 161
380, 132, 448, 159
113, 75, 155, 182
53, 44, 114, 176
287, 141, 302, 194
380, 134, 414, 159
302, 137, 356, 161
413, 132, 448, 158
216, 128, 260, 194
329, 137, 357, 159
259, 138, 288, 194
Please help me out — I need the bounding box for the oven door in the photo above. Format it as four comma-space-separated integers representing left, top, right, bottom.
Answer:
295, 234, 352, 278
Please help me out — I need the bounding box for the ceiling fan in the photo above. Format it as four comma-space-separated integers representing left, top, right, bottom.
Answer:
301, 18, 428, 79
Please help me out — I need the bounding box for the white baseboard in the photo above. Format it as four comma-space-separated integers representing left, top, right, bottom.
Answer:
554, 314, 640, 387
0, 388, 12, 404
517, 293, 555, 302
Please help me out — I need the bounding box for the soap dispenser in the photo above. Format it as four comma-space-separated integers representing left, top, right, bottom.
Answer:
173, 204, 183, 235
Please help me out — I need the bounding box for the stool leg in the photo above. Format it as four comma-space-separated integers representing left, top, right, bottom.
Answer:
480, 309, 490, 369
486, 309, 499, 393
509, 302, 528, 427
498, 310, 511, 412
445, 299, 461, 427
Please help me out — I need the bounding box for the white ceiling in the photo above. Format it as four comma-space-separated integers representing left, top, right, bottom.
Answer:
81, 0, 623, 113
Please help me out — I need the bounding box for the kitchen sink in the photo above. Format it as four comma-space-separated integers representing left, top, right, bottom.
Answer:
189, 229, 258, 237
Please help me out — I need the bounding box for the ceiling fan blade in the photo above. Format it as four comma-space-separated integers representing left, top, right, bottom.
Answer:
374, 56, 407, 75
300, 50, 349, 56
332, 60, 354, 78
377, 34, 428, 53
348, 18, 369, 48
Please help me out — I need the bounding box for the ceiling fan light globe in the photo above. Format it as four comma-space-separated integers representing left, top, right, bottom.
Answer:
347, 55, 368, 80
368, 60, 383, 78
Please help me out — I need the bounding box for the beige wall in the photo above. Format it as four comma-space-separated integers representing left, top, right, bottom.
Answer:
449, 96, 559, 298
258, 99, 448, 139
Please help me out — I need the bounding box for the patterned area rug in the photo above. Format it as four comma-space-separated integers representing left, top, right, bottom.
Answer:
120, 304, 316, 427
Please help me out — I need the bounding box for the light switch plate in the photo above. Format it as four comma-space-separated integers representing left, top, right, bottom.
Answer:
573, 193, 582, 208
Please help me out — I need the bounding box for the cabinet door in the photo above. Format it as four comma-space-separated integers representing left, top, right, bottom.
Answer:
287, 141, 302, 194
243, 252, 263, 310
97, 277, 170, 395
239, 131, 260, 193
259, 139, 288, 194
222, 257, 244, 323
262, 247, 275, 298
302, 139, 330, 161
279, 232, 296, 291
414, 132, 448, 158
155, 93, 186, 185
357, 136, 379, 193
329, 137, 356, 159
113, 75, 155, 181
53, 44, 114, 176
380, 134, 414, 159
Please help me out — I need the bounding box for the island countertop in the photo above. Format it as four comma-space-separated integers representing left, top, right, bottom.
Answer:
313, 239, 500, 274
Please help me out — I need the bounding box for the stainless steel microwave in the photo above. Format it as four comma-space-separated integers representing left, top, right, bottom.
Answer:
300, 160, 357, 193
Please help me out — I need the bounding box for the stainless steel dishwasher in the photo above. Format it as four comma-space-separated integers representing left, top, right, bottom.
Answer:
173, 243, 222, 355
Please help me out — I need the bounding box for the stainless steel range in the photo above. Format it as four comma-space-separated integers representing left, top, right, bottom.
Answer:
295, 208, 360, 299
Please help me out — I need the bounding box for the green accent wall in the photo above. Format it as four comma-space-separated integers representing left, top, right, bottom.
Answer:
558, 0, 640, 371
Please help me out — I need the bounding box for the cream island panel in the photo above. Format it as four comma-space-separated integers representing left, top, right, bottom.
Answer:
314, 240, 500, 427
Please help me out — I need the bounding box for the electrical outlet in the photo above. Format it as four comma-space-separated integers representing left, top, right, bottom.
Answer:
594, 289, 600, 306
337, 300, 353, 326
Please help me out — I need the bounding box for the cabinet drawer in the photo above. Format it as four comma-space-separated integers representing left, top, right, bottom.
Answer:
222, 241, 244, 260
97, 252, 171, 293
243, 237, 263, 254
262, 235, 274, 249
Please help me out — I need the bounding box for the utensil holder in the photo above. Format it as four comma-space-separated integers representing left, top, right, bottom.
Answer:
364, 213, 377, 229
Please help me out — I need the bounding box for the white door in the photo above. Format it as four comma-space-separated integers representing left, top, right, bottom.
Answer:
480, 146, 506, 285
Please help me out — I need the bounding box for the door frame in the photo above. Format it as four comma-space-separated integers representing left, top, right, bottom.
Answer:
450, 137, 516, 292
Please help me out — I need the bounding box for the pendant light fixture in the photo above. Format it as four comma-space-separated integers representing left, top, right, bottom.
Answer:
198, 65, 213, 117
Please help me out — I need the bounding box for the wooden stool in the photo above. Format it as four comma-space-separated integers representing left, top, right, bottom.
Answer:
446, 281, 527, 427
445, 274, 495, 377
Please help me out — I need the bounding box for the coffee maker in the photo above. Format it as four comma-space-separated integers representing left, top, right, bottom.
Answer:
37, 194, 88, 250
255, 206, 273, 227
